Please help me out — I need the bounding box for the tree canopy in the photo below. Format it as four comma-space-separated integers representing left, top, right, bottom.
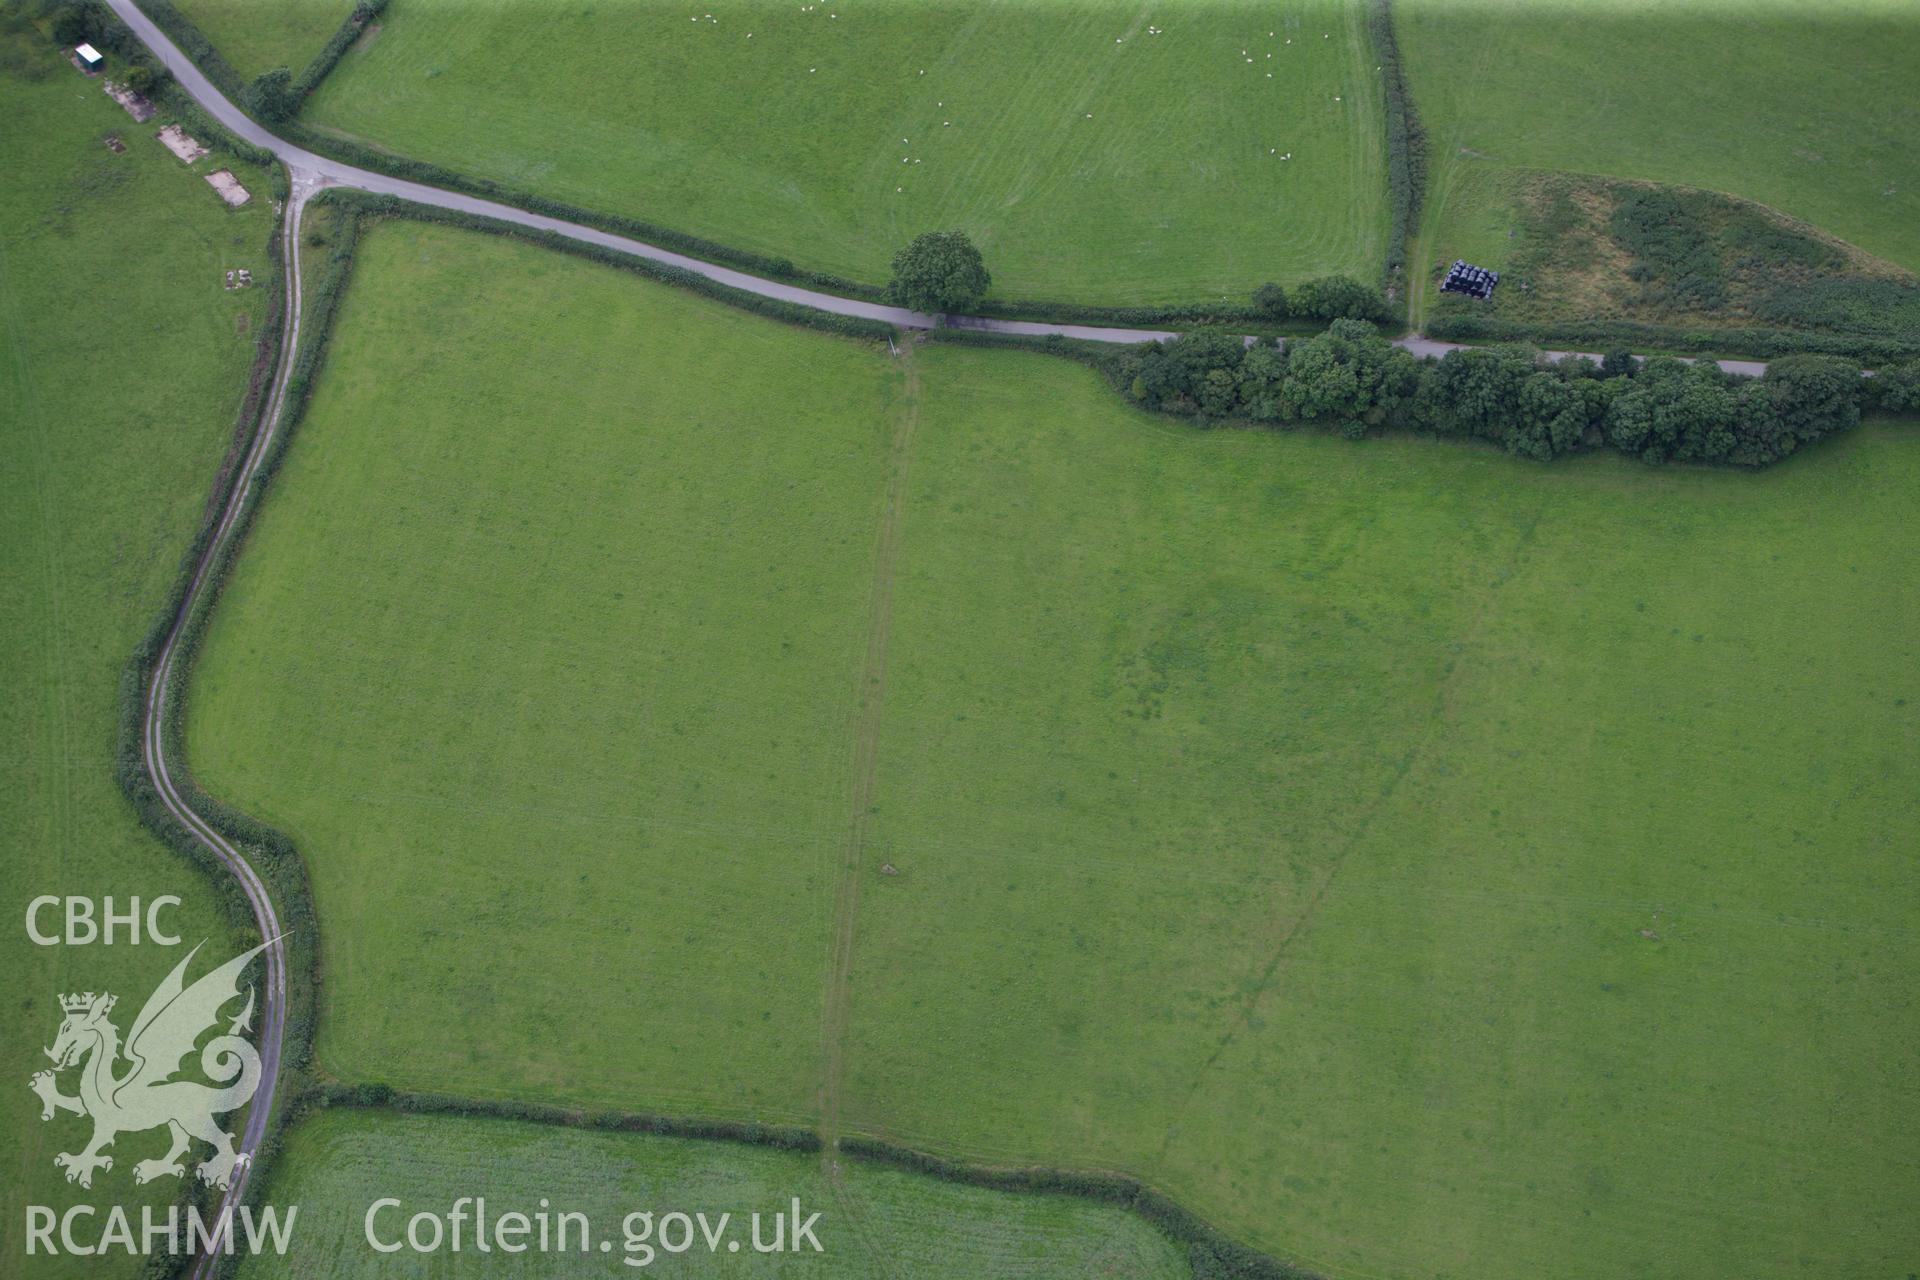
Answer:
1103, 321, 1876, 468
886, 231, 991, 314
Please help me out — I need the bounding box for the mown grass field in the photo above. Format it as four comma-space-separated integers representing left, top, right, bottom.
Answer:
296, 0, 1386, 305
844, 346, 1920, 1277
0, 24, 274, 1275
1398, 0, 1920, 322
189, 221, 1919, 1278
236, 1109, 1189, 1277
170, 0, 357, 81
189, 219, 900, 1120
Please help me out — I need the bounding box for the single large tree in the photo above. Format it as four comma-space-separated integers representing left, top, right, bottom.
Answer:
886, 231, 990, 314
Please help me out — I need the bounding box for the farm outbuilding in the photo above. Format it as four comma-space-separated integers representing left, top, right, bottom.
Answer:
1440, 259, 1499, 300
74, 43, 103, 73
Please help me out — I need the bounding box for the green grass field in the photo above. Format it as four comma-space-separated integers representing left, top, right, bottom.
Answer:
189, 218, 899, 1120
295, 0, 1387, 305
1399, 0, 1920, 322
0, 25, 276, 1276
170, 0, 357, 82
842, 346, 1920, 1277
187, 217, 1918, 1277
235, 1109, 1189, 1277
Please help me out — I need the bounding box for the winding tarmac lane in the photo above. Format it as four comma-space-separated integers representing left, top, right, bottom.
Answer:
106, 0, 1775, 372
99, 2, 1791, 1269
137, 174, 309, 1279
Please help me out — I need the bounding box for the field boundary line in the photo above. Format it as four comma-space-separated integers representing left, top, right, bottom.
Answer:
113, 0, 1855, 372
819, 349, 923, 1154
117, 181, 313, 1280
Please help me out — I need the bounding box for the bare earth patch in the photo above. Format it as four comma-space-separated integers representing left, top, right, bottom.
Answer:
204, 170, 251, 207
157, 124, 208, 164
103, 81, 154, 123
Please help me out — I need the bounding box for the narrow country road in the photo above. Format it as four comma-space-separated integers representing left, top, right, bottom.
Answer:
97, 6, 1790, 1269
137, 169, 314, 1279
105, 0, 1773, 373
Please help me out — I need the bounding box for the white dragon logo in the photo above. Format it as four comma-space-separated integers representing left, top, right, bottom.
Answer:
30, 939, 269, 1191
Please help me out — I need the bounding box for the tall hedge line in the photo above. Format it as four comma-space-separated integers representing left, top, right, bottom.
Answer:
315, 188, 899, 341
127, 211, 375, 1280
840, 1138, 1320, 1280
61, 8, 318, 1259
925, 326, 1127, 367
282, 117, 887, 285
290, 0, 385, 101
124, 0, 888, 311
1427, 312, 1920, 366
122, 0, 1365, 329
970, 297, 1268, 329
1368, 0, 1426, 293
298, 1084, 821, 1152
126, 0, 248, 100
112, 200, 324, 1280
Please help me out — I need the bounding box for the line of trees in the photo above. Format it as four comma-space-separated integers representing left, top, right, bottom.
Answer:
1252, 275, 1393, 323
1109, 319, 1894, 466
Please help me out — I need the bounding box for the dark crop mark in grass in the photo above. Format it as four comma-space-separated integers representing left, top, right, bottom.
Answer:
820, 349, 922, 1144
1168, 749, 1414, 1106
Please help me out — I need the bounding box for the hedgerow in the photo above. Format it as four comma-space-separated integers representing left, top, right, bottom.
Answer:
123, 0, 249, 101
1101, 319, 1892, 466
1868, 358, 1920, 412
291, 0, 386, 102
1426, 312, 1920, 365
299, 1084, 821, 1151
840, 1138, 1320, 1280
288, 119, 887, 286
119, 179, 893, 1270
1750, 276, 1920, 345
972, 297, 1267, 328
1368, 0, 1426, 295
112, 196, 322, 1280
278, 122, 1341, 327
316, 188, 899, 341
